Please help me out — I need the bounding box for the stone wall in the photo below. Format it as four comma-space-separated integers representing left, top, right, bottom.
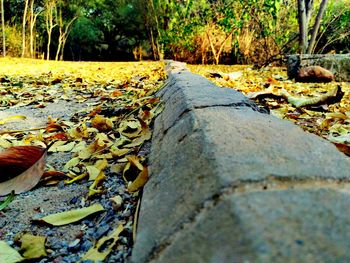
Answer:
288, 54, 350, 82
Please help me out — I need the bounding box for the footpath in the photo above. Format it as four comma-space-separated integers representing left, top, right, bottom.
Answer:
132, 61, 350, 263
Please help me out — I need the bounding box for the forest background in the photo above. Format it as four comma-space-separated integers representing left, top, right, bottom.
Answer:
0, 0, 349, 65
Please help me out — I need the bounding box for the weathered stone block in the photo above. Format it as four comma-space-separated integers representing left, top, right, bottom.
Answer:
153, 189, 350, 263
287, 54, 350, 82
131, 61, 350, 263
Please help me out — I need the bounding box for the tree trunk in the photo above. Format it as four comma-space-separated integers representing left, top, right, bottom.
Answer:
45, 1, 56, 60
1, 0, 5, 57
297, 0, 308, 53
22, 0, 29, 57
55, 13, 77, 61
206, 26, 234, 65
298, 0, 328, 54
29, 0, 34, 58
307, 0, 329, 54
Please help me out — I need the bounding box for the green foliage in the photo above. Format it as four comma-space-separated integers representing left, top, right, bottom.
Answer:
67, 17, 103, 60
0, 0, 349, 62
4, 25, 22, 57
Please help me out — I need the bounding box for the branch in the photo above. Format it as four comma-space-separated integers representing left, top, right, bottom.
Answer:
307, 0, 329, 54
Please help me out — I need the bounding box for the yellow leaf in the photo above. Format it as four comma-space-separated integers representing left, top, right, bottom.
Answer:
82, 224, 124, 262
126, 155, 144, 171
119, 118, 142, 138
110, 163, 126, 174
88, 171, 106, 197
78, 148, 93, 160
63, 157, 80, 170
38, 203, 104, 226
0, 241, 24, 263
86, 166, 100, 181
95, 159, 108, 171
56, 142, 76, 152
47, 141, 66, 152
124, 126, 152, 148
128, 167, 149, 192
110, 146, 130, 158
64, 172, 87, 184
20, 234, 47, 259
0, 115, 26, 125
70, 141, 87, 153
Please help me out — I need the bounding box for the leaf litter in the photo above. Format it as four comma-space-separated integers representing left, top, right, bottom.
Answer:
0, 58, 165, 262
189, 64, 350, 156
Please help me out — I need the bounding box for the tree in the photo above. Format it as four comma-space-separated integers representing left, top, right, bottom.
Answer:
297, 0, 329, 53
45, 0, 57, 60
55, 0, 80, 61
29, 0, 42, 58
1, 0, 5, 57
21, 0, 29, 57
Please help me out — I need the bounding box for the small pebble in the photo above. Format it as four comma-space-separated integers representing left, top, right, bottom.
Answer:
57, 181, 65, 189
94, 224, 111, 239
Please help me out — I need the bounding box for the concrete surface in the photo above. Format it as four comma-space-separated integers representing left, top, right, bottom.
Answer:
132, 61, 350, 263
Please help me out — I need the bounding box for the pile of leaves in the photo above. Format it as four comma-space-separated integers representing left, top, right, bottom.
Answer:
0, 58, 165, 262
189, 64, 350, 155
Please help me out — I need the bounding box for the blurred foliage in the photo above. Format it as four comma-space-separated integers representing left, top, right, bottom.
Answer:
0, 0, 349, 63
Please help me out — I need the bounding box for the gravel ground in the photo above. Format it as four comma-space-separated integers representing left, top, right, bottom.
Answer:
0, 101, 147, 262
0, 60, 164, 262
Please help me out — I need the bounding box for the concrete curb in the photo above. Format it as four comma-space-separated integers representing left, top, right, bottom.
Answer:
131, 61, 350, 263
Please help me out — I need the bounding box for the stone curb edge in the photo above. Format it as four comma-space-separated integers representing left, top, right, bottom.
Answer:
131, 61, 350, 263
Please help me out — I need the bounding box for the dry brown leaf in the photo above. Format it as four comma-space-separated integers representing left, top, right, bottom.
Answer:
0, 146, 47, 196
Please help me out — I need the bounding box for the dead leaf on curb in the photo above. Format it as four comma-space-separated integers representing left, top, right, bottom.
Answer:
0, 146, 47, 196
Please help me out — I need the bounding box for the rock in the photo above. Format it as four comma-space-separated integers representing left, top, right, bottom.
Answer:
287, 54, 350, 82
131, 60, 350, 263
296, 65, 334, 83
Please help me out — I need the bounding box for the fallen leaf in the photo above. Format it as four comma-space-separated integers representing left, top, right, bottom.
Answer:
282, 86, 344, 108
0, 190, 15, 211
126, 155, 144, 171
63, 157, 80, 171
56, 141, 76, 152
88, 171, 106, 197
0, 115, 26, 125
64, 172, 87, 184
36, 203, 104, 226
47, 141, 66, 152
91, 115, 113, 132
333, 142, 350, 156
81, 224, 124, 262
0, 241, 24, 263
0, 146, 47, 196
128, 167, 149, 192
20, 234, 47, 259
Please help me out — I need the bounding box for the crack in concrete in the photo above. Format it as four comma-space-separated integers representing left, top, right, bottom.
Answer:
146, 176, 350, 262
